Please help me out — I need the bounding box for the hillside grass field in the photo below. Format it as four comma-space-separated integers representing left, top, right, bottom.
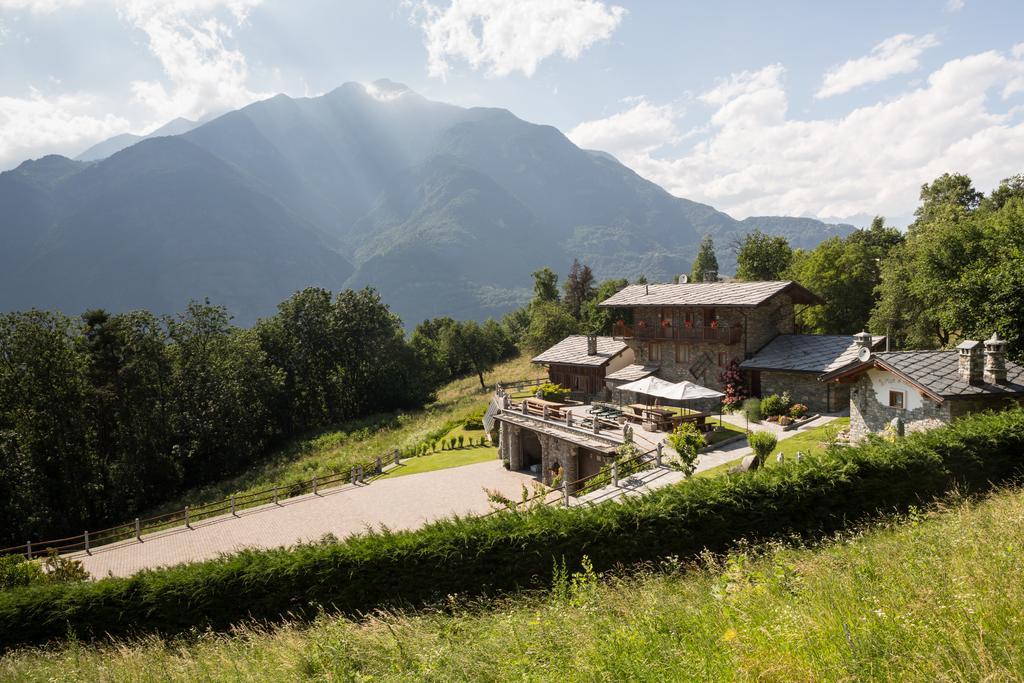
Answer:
140, 355, 538, 520
4, 484, 1021, 681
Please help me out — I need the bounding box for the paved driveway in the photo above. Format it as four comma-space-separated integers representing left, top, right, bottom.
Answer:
73, 460, 537, 578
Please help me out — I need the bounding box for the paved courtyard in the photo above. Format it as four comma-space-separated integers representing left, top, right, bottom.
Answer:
72, 460, 536, 578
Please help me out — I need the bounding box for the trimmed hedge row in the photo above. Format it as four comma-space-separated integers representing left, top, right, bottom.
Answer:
2, 409, 1023, 650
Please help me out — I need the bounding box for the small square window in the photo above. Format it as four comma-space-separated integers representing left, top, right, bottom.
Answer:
675, 344, 688, 363
889, 391, 905, 409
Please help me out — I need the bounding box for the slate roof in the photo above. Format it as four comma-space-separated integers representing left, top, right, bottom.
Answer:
740, 334, 885, 374
822, 350, 1024, 400
597, 281, 823, 308
532, 335, 628, 367
605, 364, 659, 382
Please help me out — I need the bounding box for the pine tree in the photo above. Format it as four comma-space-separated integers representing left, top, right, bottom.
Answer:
690, 236, 719, 282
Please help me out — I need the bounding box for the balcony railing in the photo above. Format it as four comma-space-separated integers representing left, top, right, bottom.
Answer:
611, 321, 742, 345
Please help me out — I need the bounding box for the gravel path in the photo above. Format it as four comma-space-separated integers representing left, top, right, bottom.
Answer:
72, 460, 537, 578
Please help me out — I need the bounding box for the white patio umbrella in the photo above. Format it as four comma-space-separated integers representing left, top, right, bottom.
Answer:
617, 376, 725, 428
617, 376, 724, 402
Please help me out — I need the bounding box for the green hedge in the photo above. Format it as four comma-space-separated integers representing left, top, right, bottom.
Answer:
2, 409, 1023, 650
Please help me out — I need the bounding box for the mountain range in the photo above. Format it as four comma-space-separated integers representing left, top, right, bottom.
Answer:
0, 80, 854, 326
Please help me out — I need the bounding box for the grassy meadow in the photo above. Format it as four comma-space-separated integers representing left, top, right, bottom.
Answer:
141, 355, 539, 519
4, 483, 1021, 681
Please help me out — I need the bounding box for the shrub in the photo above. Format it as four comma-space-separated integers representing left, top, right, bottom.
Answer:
747, 431, 778, 463
536, 382, 571, 402
667, 422, 706, 477
463, 411, 485, 430
741, 398, 762, 423
789, 403, 808, 419
2, 409, 1023, 649
760, 394, 788, 418
778, 416, 794, 426
458, 435, 465, 448
0, 557, 44, 591
449, 437, 457, 450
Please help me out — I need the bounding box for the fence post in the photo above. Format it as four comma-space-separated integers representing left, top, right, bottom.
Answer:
135, 518, 141, 543
313, 475, 318, 496
358, 465, 365, 484
656, 443, 663, 467
612, 461, 619, 487
376, 456, 382, 474
563, 478, 569, 507
185, 505, 191, 529
273, 485, 279, 505
351, 466, 357, 484
26, 541, 31, 560
231, 494, 236, 516
84, 530, 90, 555
393, 448, 400, 465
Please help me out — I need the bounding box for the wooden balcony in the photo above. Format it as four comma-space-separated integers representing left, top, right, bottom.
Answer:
611, 321, 742, 345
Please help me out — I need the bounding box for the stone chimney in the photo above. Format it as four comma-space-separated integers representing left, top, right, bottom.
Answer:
853, 331, 873, 350
983, 332, 1007, 384
956, 339, 983, 384
701, 269, 718, 282
586, 334, 598, 356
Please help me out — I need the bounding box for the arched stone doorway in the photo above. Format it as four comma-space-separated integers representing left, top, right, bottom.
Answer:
520, 429, 543, 470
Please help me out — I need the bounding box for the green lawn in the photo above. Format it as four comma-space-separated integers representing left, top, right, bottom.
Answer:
381, 447, 496, 479
7, 483, 1023, 680
703, 420, 747, 446
381, 424, 497, 479
697, 417, 850, 478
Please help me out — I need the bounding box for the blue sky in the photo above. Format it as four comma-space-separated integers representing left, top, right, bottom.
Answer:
1, 0, 1022, 225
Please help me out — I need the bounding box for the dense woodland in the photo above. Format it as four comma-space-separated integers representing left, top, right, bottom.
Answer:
0, 289, 514, 546
1, 171, 1021, 546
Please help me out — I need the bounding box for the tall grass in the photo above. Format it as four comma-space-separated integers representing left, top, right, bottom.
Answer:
4, 486, 1022, 681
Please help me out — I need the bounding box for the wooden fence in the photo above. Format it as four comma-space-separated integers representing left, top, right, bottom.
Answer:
0, 450, 401, 560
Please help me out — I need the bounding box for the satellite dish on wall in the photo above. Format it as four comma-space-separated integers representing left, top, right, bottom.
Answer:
858, 347, 872, 362
679, 274, 689, 283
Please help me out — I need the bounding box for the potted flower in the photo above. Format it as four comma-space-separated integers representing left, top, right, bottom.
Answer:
638, 319, 648, 328
710, 319, 719, 329
660, 319, 671, 328
684, 318, 693, 329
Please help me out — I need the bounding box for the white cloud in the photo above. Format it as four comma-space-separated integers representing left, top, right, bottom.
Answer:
122, 0, 267, 122
817, 33, 939, 98
0, 88, 129, 166
0, 0, 264, 167
408, 0, 625, 78
569, 48, 1024, 223
569, 99, 680, 158
947, 0, 965, 11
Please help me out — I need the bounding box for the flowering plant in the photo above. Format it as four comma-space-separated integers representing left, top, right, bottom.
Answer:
661, 319, 672, 328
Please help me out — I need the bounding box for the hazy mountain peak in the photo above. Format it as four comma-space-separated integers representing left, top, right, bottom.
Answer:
364, 78, 414, 101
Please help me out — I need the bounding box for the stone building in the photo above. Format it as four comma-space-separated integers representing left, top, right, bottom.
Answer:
739, 331, 886, 413
493, 403, 620, 494
532, 335, 633, 397
598, 280, 824, 391
819, 333, 1024, 440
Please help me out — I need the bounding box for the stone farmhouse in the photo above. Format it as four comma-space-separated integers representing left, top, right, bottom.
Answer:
820, 333, 1024, 439
595, 280, 879, 412
531, 335, 634, 397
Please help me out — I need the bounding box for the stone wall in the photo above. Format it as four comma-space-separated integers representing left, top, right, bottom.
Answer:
496, 420, 583, 493
849, 373, 949, 440
761, 371, 847, 414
